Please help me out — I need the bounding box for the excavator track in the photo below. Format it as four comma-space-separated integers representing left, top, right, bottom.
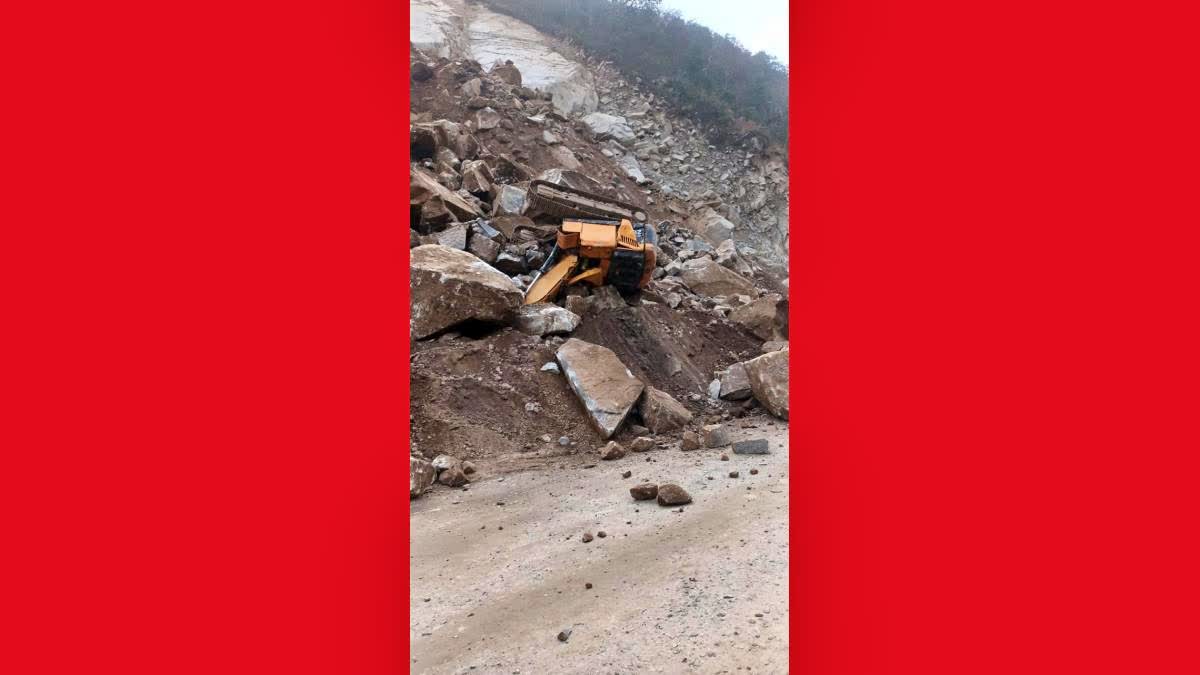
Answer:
526, 180, 648, 224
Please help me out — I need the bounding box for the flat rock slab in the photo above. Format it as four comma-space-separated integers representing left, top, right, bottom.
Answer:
556, 338, 645, 439
410, 245, 522, 339
732, 439, 770, 455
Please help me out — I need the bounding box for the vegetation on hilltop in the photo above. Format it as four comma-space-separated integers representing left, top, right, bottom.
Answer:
477, 0, 789, 146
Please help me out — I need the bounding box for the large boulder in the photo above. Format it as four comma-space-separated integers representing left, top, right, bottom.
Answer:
743, 349, 789, 419
515, 303, 580, 336
410, 245, 522, 339
410, 456, 436, 498
730, 293, 786, 341
412, 120, 479, 162
691, 207, 735, 244
680, 257, 756, 298
556, 338, 645, 439
581, 112, 636, 146
411, 167, 481, 225
617, 154, 649, 184
638, 386, 692, 433
460, 160, 494, 198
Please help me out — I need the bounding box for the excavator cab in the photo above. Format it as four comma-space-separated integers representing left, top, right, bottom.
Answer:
522, 180, 658, 305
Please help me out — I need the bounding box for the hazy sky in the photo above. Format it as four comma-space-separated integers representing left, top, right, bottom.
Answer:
658, 0, 789, 65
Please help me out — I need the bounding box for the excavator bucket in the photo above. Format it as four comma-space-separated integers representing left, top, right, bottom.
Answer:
524, 252, 578, 305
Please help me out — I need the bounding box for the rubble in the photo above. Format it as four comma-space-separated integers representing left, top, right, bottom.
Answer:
681, 431, 701, 450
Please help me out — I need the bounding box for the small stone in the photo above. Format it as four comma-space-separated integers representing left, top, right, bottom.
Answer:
599, 441, 626, 460
539, 434, 552, 443
582, 532, 594, 543
703, 424, 730, 448
622, 470, 632, 478
732, 438, 769, 455
597, 531, 607, 538
630, 436, 655, 452
729, 471, 740, 478
462, 461, 477, 474
557, 628, 572, 642
720, 453, 729, 461
630, 483, 659, 500
541, 361, 560, 373
680, 430, 701, 451
558, 436, 570, 446
657, 483, 692, 506
585, 582, 593, 589
750, 468, 759, 475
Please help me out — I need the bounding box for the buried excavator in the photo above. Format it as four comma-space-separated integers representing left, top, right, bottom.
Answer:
522, 179, 658, 304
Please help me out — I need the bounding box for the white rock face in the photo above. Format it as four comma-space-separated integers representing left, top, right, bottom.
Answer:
411, 0, 598, 116
410, 0, 470, 58
515, 303, 581, 336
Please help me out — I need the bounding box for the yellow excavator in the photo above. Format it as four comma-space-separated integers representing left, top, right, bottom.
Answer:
522, 179, 658, 304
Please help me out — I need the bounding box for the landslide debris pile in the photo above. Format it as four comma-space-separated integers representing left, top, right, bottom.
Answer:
409, 24, 790, 497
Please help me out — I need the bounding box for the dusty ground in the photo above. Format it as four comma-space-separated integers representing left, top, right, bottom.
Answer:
410, 420, 789, 674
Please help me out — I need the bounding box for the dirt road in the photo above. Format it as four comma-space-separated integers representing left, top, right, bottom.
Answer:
410, 420, 790, 674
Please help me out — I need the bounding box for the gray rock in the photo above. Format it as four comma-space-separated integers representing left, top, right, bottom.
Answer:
719, 362, 753, 401
581, 112, 636, 145
541, 361, 560, 373
494, 246, 528, 275
515, 303, 581, 336
730, 293, 786, 341
467, 230, 501, 263
431, 454, 457, 472
732, 438, 770, 455
434, 222, 467, 250
707, 378, 722, 400
492, 184, 527, 216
